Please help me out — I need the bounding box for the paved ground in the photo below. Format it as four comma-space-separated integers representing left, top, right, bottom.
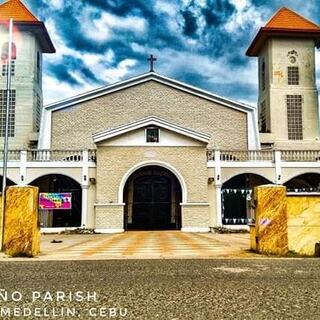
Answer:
0, 231, 255, 260
0, 259, 319, 319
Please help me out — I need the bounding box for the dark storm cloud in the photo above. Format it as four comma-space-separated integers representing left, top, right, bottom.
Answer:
180, 9, 198, 37
47, 64, 79, 86
202, 0, 235, 27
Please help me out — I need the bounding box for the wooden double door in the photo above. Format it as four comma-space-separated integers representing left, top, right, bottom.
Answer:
124, 167, 181, 230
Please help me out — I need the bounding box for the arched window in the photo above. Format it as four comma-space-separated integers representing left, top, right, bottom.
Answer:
1, 42, 16, 61
1, 42, 16, 77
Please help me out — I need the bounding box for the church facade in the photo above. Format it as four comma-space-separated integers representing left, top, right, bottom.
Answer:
0, 1, 320, 232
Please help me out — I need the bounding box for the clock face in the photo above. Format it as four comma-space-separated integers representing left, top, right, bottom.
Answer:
289, 56, 296, 64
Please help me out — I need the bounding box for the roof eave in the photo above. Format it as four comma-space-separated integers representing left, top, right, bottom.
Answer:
0, 20, 55, 53
246, 28, 320, 56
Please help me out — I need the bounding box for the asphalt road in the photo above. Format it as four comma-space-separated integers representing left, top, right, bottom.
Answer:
0, 259, 319, 320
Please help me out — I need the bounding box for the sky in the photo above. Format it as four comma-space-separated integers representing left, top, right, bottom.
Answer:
20, 0, 320, 106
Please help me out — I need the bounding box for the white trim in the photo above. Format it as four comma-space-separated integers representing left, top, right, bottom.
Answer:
287, 192, 320, 196
118, 160, 187, 203
94, 203, 125, 207
220, 225, 250, 231
81, 186, 88, 228
215, 185, 222, 227
95, 228, 125, 234
45, 72, 255, 114
93, 116, 210, 144
181, 227, 210, 233
41, 227, 78, 234
180, 203, 210, 206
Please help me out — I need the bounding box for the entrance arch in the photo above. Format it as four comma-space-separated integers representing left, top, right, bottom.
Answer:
123, 166, 182, 230
222, 173, 272, 224
30, 174, 82, 228
284, 173, 320, 192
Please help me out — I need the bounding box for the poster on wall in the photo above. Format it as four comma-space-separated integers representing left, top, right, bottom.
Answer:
39, 193, 72, 210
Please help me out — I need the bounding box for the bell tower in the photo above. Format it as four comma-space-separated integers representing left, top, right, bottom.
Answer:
0, 0, 55, 149
247, 7, 320, 149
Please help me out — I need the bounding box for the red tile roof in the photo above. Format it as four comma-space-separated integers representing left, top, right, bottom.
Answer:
265, 7, 320, 31
0, 0, 38, 22
246, 7, 320, 56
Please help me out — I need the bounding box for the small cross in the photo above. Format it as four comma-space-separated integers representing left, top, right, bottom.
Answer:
147, 54, 157, 72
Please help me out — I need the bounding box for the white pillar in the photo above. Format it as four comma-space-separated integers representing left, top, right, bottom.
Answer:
81, 185, 89, 228
274, 150, 282, 185
81, 150, 89, 228
215, 184, 222, 226
214, 149, 223, 227
19, 150, 27, 186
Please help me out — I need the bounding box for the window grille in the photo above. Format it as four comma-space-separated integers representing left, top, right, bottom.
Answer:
0, 90, 16, 137
288, 66, 299, 85
2, 60, 15, 76
287, 95, 303, 140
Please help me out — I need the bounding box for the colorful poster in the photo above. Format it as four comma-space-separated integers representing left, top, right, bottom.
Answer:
39, 193, 72, 210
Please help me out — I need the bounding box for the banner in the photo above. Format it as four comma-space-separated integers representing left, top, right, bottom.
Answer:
39, 193, 72, 210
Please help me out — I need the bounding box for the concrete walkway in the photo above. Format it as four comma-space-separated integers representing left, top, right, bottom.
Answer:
1, 231, 256, 260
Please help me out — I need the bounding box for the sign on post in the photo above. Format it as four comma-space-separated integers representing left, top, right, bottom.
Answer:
39, 193, 72, 210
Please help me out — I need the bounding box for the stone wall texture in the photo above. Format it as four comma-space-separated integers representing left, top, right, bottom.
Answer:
51, 81, 248, 150
95, 205, 124, 230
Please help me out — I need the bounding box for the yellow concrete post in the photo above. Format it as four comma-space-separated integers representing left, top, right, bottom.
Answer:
253, 185, 288, 255
3, 186, 40, 257
0, 194, 3, 250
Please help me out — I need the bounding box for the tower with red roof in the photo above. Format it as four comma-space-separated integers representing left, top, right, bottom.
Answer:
247, 7, 320, 149
0, 0, 55, 149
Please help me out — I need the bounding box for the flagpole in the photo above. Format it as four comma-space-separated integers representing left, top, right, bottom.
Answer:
1, 18, 13, 251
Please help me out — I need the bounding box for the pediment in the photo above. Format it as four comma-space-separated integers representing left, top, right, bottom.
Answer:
93, 116, 210, 146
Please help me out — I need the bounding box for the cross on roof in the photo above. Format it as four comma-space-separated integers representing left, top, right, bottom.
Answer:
147, 54, 157, 72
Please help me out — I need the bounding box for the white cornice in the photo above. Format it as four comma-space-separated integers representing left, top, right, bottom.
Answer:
44, 72, 256, 114
93, 116, 211, 143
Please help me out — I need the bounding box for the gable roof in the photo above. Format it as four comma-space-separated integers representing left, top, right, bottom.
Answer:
45, 72, 255, 114
93, 116, 211, 144
0, 0, 38, 22
247, 7, 320, 56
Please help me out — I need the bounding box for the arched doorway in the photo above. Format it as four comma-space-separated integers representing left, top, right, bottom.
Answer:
123, 166, 182, 230
222, 173, 272, 224
284, 173, 320, 192
30, 174, 82, 228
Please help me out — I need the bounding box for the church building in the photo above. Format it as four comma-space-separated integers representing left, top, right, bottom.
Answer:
0, 1, 319, 233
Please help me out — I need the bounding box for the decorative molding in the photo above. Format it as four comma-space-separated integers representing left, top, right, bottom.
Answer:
118, 160, 188, 203
95, 228, 125, 234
